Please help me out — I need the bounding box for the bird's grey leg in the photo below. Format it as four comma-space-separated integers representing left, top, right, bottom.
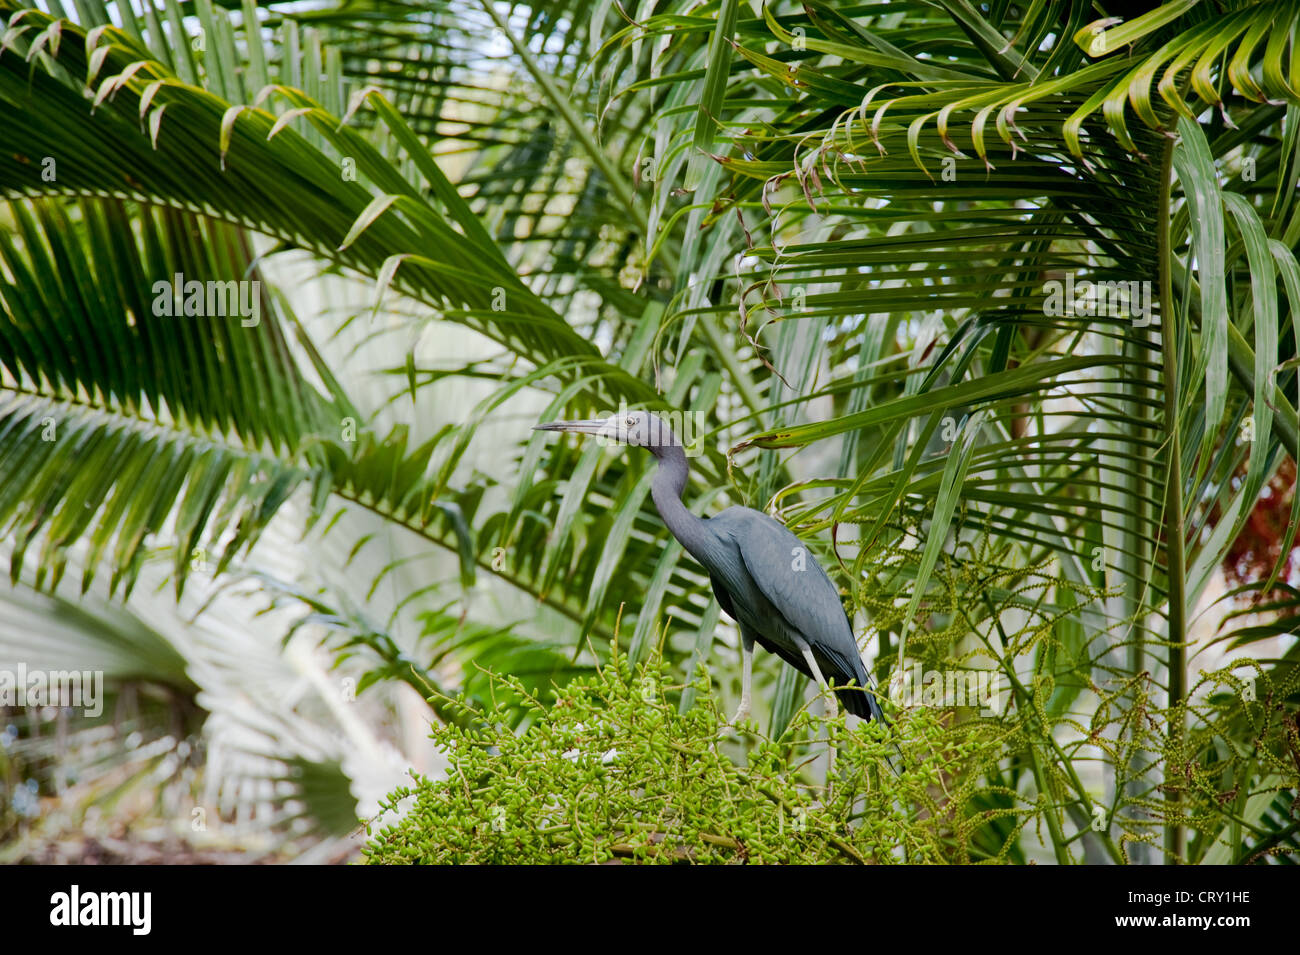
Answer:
730, 630, 755, 725
798, 645, 838, 720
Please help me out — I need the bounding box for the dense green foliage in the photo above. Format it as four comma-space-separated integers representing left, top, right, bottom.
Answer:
365, 654, 965, 864
0, 0, 1298, 861
364, 658, 1300, 864
364, 546, 1299, 864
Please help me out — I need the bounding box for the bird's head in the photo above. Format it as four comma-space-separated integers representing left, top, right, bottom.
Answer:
533, 410, 682, 452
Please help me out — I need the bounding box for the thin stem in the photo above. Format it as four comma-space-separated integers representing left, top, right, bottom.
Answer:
1158, 136, 1187, 862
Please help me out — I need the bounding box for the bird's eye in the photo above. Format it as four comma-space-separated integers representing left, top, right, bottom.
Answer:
626, 416, 636, 426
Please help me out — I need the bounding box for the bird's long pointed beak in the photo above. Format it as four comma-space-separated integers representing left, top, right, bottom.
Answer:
533, 418, 608, 436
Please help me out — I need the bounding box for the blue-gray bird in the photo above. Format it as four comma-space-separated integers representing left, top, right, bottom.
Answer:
535, 410, 884, 724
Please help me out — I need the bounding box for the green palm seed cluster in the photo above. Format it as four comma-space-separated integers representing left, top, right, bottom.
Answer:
363, 652, 1022, 864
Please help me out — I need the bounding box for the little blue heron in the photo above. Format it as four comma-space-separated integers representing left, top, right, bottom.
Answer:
535, 411, 884, 724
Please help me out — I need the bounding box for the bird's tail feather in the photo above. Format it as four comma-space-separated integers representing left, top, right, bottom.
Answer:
836, 682, 886, 723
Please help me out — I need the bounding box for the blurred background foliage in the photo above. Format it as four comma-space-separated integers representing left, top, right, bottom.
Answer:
0, 0, 1296, 862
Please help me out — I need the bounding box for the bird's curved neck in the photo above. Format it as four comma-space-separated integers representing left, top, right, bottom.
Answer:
649, 445, 714, 562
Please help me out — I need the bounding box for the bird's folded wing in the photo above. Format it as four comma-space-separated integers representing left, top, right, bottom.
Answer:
714, 509, 864, 680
